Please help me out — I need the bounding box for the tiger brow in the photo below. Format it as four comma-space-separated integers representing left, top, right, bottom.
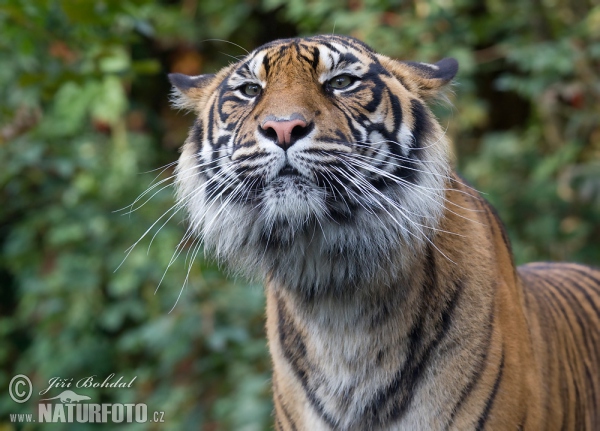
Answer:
333, 53, 361, 70
235, 62, 256, 80
296, 44, 321, 71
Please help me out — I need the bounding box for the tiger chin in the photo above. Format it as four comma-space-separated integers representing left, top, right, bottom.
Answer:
169, 35, 600, 430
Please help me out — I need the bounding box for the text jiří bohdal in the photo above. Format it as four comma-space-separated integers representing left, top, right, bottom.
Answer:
39, 374, 137, 395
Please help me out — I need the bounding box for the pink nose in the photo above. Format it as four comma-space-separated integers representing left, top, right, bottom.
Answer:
261, 119, 308, 149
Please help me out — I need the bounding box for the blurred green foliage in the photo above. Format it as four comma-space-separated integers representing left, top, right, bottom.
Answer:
0, 0, 599, 430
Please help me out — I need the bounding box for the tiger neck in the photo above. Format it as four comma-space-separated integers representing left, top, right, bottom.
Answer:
265, 180, 506, 428
266, 241, 472, 428
268, 239, 466, 359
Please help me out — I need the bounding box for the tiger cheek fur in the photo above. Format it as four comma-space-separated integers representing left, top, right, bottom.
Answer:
170, 35, 600, 430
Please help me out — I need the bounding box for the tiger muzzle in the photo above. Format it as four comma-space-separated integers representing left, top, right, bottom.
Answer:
260, 114, 313, 150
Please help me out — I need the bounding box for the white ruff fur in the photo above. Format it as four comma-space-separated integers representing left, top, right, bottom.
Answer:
175, 130, 450, 294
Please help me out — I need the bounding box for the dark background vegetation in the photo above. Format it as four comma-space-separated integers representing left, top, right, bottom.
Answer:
1, 0, 599, 429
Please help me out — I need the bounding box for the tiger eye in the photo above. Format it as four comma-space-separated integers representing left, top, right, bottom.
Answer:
329, 75, 353, 89
243, 83, 261, 96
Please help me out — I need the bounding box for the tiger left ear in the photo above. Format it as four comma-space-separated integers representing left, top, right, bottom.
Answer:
168, 73, 216, 111
380, 56, 459, 99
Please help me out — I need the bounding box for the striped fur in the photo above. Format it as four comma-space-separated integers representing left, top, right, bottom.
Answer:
169, 35, 600, 430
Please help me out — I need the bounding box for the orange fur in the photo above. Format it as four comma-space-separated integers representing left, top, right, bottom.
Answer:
170, 35, 600, 430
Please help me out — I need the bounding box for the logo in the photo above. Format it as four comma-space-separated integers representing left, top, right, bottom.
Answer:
40, 390, 90, 403
9, 374, 32, 403
8, 374, 165, 424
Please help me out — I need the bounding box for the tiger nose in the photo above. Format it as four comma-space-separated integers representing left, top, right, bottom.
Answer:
260, 118, 310, 150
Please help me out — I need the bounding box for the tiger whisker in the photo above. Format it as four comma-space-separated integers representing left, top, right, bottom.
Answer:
320, 168, 377, 217
166, 174, 252, 311
115, 197, 186, 272
334, 165, 458, 263
336, 163, 463, 238
341, 157, 486, 226
352, 140, 441, 165
351, 137, 484, 196
344, 150, 452, 181
117, 153, 229, 215
168, 231, 204, 314
119, 159, 237, 273
339, 156, 484, 227
202, 177, 254, 240
154, 224, 196, 295
201, 38, 250, 55
330, 150, 481, 210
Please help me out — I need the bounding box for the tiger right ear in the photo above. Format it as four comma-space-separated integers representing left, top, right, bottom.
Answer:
168, 73, 216, 111
379, 56, 459, 100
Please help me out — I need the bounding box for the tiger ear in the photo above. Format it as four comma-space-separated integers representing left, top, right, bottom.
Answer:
381, 57, 458, 99
168, 73, 216, 111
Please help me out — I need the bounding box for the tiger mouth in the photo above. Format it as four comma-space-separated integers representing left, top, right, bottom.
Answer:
278, 164, 301, 177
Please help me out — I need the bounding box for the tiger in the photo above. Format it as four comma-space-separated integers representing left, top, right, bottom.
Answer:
168, 35, 600, 430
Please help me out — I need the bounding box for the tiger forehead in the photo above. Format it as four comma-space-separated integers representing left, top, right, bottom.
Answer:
246, 38, 376, 80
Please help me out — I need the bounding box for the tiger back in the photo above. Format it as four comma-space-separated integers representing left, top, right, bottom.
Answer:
169, 35, 600, 430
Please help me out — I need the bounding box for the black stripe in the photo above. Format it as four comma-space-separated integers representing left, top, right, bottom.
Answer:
278, 45, 288, 57
387, 157, 419, 185
444, 300, 495, 430
526, 263, 600, 291
393, 278, 465, 420
220, 94, 246, 105
388, 90, 402, 134
363, 79, 383, 113
311, 47, 320, 70
475, 349, 505, 431
543, 278, 586, 429
276, 390, 297, 431
262, 54, 270, 77
204, 177, 226, 201
207, 103, 216, 145
336, 52, 360, 68
364, 246, 464, 426
395, 74, 409, 90
487, 203, 513, 258
548, 268, 600, 358
232, 152, 265, 162
189, 122, 205, 177
548, 274, 599, 422
535, 279, 576, 431
558, 273, 600, 359
560, 273, 600, 422
409, 99, 429, 152
343, 110, 365, 147
215, 134, 229, 148
531, 275, 557, 430
569, 266, 600, 298
276, 296, 338, 428
317, 41, 341, 54
190, 121, 203, 148
529, 273, 568, 431
205, 146, 221, 179
298, 53, 312, 65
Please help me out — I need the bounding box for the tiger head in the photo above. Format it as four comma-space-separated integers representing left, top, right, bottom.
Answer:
170, 35, 457, 295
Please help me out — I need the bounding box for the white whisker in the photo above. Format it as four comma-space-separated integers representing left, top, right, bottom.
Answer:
338, 156, 485, 225
201, 38, 250, 55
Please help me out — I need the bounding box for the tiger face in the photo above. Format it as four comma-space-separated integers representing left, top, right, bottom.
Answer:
171, 35, 458, 294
